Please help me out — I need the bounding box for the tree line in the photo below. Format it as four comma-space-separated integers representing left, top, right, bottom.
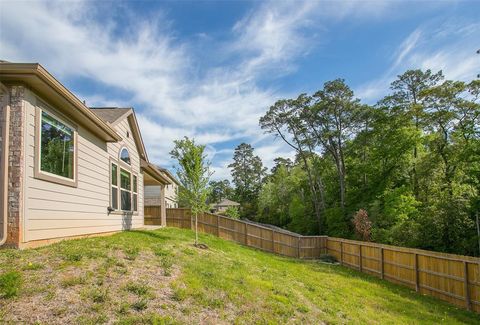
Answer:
207, 69, 479, 257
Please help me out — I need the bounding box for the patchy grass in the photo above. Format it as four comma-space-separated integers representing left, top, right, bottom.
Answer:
0, 227, 478, 324
0, 271, 22, 298
61, 274, 86, 288
124, 281, 152, 297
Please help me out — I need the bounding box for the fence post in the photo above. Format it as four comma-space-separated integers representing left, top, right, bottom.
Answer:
297, 236, 301, 258
380, 247, 384, 279
359, 244, 362, 272
216, 214, 220, 237
340, 241, 343, 265
272, 229, 275, 253
464, 261, 471, 311
244, 223, 248, 246
414, 253, 419, 292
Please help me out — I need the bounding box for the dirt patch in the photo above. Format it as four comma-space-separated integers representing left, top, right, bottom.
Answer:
1, 250, 181, 324
194, 243, 209, 250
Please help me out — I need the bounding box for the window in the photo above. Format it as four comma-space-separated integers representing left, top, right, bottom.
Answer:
120, 148, 130, 165
110, 149, 138, 213
40, 110, 75, 179
35, 106, 77, 187
111, 163, 118, 210
120, 168, 131, 210
133, 175, 138, 212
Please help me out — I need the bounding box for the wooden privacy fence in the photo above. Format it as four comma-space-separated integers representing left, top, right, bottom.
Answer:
166, 208, 480, 313
166, 208, 327, 259
144, 206, 162, 225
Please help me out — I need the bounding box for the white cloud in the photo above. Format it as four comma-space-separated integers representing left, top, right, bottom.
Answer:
356, 20, 480, 103
2, 0, 450, 180
1, 0, 323, 180
392, 29, 422, 69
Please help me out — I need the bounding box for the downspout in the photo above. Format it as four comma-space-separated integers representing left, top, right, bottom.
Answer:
0, 84, 10, 246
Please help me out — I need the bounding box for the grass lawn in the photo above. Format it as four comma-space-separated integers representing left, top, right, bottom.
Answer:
0, 228, 478, 324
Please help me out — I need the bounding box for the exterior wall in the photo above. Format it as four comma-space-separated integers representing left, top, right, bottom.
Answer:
105, 117, 144, 228
6, 85, 25, 246
21, 89, 144, 244
144, 185, 162, 206
164, 183, 178, 208
144, 183, 178, 208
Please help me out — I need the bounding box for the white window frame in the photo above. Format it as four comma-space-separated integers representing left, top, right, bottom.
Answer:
109, 150, 138, 215
110, 162, 119, 210
120, 167, 132, 211
34, 102, 78, 187
133, 174, 138, 212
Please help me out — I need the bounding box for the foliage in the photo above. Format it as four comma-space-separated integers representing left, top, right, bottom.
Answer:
228, 143, 267, 217
224, 206, 240, 219
207, 179, 233, 204
170, 137, 212, 245
352, 209, 372, 241
256, 69, 480, 256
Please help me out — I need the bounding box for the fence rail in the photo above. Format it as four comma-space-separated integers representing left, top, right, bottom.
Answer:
166, 208, 479, 313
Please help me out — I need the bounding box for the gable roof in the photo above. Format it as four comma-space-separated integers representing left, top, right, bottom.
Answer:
215, 199, 240, 207
90, 107, 131, 124
155, 166, 181, 186
0, 62, 121, 142
90, 107, 148, 162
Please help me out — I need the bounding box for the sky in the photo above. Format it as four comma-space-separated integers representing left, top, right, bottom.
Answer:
1, 0, 479, 180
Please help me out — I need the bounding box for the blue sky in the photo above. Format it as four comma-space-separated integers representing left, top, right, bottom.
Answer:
1, 0, 479, 180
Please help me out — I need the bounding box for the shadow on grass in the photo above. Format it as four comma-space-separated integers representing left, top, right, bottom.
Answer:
128, 229, 180, 242
306, 262, 480, 323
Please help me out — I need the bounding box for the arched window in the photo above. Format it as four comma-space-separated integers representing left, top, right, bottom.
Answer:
120, 148, 130, 165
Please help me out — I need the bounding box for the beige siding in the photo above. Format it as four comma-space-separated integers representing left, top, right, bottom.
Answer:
23, 90, 144, 243
145, 183, 178, 208
165, 183, 178, 204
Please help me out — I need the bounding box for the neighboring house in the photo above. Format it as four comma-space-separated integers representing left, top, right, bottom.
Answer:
158, 167, 180, 208
144, 167, 179, 221
212, 199, 240, 213
0, 62, 172, 248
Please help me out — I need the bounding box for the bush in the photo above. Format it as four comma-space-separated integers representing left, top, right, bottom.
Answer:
224, 206, 240, 219
0, 271, 22, 298
352, 209, 372, 241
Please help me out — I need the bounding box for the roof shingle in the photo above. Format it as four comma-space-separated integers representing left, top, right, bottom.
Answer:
90, 107, 131, 124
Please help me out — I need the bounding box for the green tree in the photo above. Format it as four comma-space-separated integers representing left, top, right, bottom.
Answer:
381, 69, 444, 199
257, 70, 480, 256
260, 95, 326, 232
228, 143, 266, 217
170, 137, 212, 245
207, 179, 233, 204
309, 79, 363, 218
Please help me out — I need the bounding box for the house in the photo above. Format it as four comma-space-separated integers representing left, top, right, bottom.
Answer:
0, 62, 176, 248
144, 166, 180, 225
212, 199, 240, 214
158, 167, 180, 208
144, 167, 180, 208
